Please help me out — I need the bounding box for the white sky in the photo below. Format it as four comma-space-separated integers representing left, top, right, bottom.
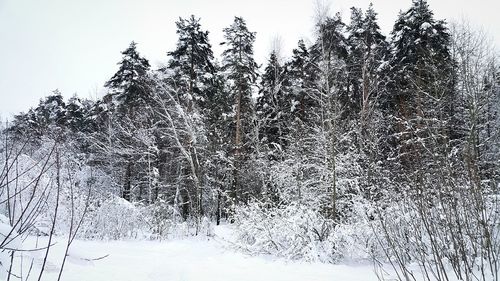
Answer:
0, 0, 499, 118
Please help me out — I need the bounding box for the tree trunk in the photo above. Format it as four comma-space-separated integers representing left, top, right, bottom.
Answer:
123, 161, 132, 201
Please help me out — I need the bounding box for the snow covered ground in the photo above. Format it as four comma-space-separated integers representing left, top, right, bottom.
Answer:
16, 225, 380, 281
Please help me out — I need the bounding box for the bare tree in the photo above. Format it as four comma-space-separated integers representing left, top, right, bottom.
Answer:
0, 128, 92, 280
372, 21, 499, 281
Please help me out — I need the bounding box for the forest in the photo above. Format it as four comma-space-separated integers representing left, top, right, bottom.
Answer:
1, 0, 499, 280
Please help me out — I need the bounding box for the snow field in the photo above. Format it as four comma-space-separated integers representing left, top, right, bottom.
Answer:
15, 225, 379, 281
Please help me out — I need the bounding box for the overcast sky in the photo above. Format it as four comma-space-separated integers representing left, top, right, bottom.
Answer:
0, 0, 499, 118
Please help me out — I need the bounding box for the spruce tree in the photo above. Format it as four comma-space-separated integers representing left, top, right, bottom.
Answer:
103, 41, 153, 202
32, 90, 67, 137
203, 65, 234, 224
346, 4, 388, 149
346, 4, 388, 120
166, 15, 215, 111
346, 4, 390, 202
256, 51, 289, 159
104, 41, 151, 112
388, 0, 454, 188
164, 15, 218, 219
311, 13, 349, 128
8, 91, 67, 141
311, 13, 350, 220
389, 0, 452, 102
287, 39, 319, 127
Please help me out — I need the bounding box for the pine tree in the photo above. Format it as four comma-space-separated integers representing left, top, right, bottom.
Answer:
345, 7, 365, 118
37, 91, 67, 128
65, 95, 99, 134
221, 16, 259, 204
283, 39, 322, 207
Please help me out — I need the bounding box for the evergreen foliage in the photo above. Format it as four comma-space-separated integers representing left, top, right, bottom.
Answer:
4, 4, 500, 278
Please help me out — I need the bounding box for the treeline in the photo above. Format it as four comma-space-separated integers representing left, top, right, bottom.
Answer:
6, 0, 499, 232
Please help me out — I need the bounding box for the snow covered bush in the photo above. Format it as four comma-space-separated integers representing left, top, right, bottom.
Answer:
372, 184, 500, 281
141, 197, 214, 239
0, 138, 78, 279
79, 196, 149, 240
80, 195, 214, 240
2, 156, 51, 229
233, 200, 376, 263
144, 197, 178, 238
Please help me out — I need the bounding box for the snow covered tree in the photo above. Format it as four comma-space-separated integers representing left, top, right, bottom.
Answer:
35, 91, 67, 129
65, 95, 97, 134
102, 41, 155, 202
9, 90, 67, 142
202, 67, 234, 224
346, 4, 388, 151
104, 41, 151, 112
163, 15, 218, 220
166, 15, 216, 111
450, 21, 500, 190
387, 0, 454, 176
309, 13, 350, 220
256, 51, 290, 159
343, 5, 390, 202
221, 17, 259, 204
287, 39, 319, 127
